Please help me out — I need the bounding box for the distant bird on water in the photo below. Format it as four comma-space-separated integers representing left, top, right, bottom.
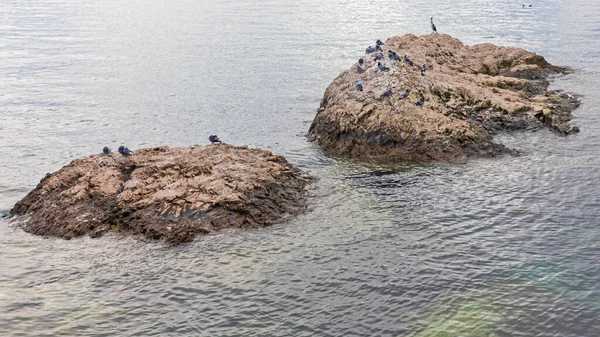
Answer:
380, 89, 392, 97
377, 62, 390, 71
355, 80, 363, 92
403, 55, 414, 66
416, 98, 425, 106
420, 64, 427, 76
118, 145, 133, 156
431, 17, 438, 34
209, 135, 221, 144
102, 146, 111, 155
399, 89, 409, 99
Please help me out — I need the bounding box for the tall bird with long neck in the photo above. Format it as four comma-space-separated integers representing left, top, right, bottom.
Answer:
431, 17, 438, 34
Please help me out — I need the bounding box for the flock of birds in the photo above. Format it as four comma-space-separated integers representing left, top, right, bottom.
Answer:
102, 135, 222, 157
100, 18, 445, 157
353, 17, 438, 107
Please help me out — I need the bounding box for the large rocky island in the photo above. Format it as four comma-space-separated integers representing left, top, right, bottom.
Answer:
10, 145, 312, 244
309, 34, 580, 162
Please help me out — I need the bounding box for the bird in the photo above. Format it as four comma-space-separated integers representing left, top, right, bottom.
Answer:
399, 89, 409, 99
377, 62, 390, 71
374, 52, 383, 60
388, 50, 394, 58
366, 46, 376, 53
209, 135, 221, 144
375, 44, 382, 52
376, 39, 384, 46
358, 58, 364, 65
380, 89, 392, 97
392, 52, 401, 61
431, 17, 438, 34
416, 98, 425, 106
420, 64, 427, 76
355, 80, 363, 92
403, 55, 414, 66
356, 65, 365, 73
118, 145, 133, 156
102, 146, 111, 155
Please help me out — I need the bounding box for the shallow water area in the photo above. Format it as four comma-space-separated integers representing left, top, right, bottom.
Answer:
1, 0, 600, 336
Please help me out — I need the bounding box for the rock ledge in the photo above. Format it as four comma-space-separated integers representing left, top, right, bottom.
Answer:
10, 145, 313, 244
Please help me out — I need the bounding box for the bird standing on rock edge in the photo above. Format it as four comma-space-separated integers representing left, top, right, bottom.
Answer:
102, 146, 111, 155
416, 98, 425, 106
209, 135, 222, 144
431, 17, 438, 34
118, 146, 133, 156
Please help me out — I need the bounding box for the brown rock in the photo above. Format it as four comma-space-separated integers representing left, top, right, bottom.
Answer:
10, 145, 313, 244
309, 34, 580, 163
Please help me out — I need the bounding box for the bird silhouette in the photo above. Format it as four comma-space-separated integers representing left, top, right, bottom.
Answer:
380, 89, 392, 97
355, 80, 364, 92
209, 135, 221, 144
366, 46, 376, 53
431, 17, 438, 34
118, 146, 133, 156
416, 98, 425, 106
403, 55, 414, 66
358, 58, 364, 65
376, 39, 384, 46
399, 89, 409, 99
378, 62, 390, 71
102, 146, 111, 155
374, 52, 383, 60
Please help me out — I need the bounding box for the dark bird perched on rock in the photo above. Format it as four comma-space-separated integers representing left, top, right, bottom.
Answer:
102, 146, 111, 155
377, 62, 390, 71
404, 55, 414, 66
376, 39, 384, 46
416, 98, 425, 106
388, 50, 394, 59
374, 52, 383, 60
118, 145, 133, 156
420, 64, 427, 76
375, 45, 382, 51
355, 80, 363, 92
380, 89, 392, 97
366, 46, 376, 53
431, 17, 438, 34
399, 89, 409, 99
209, 135, 221, 144
392, 52, 401, 61
358, 58, 364, 65
356, 65, 365, 73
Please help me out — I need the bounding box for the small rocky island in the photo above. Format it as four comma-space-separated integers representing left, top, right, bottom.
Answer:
309, 34, 580, 162
10, 145, 313, 244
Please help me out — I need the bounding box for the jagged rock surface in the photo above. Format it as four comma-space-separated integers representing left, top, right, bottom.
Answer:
309, 34, 580, 162
10, 145, 313, 244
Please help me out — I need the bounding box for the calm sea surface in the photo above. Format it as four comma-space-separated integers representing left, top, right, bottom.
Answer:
1, 0, 599, 336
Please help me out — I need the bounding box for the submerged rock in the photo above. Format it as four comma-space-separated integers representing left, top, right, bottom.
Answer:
10, 145, 313, 244
309, 34, 580, 162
